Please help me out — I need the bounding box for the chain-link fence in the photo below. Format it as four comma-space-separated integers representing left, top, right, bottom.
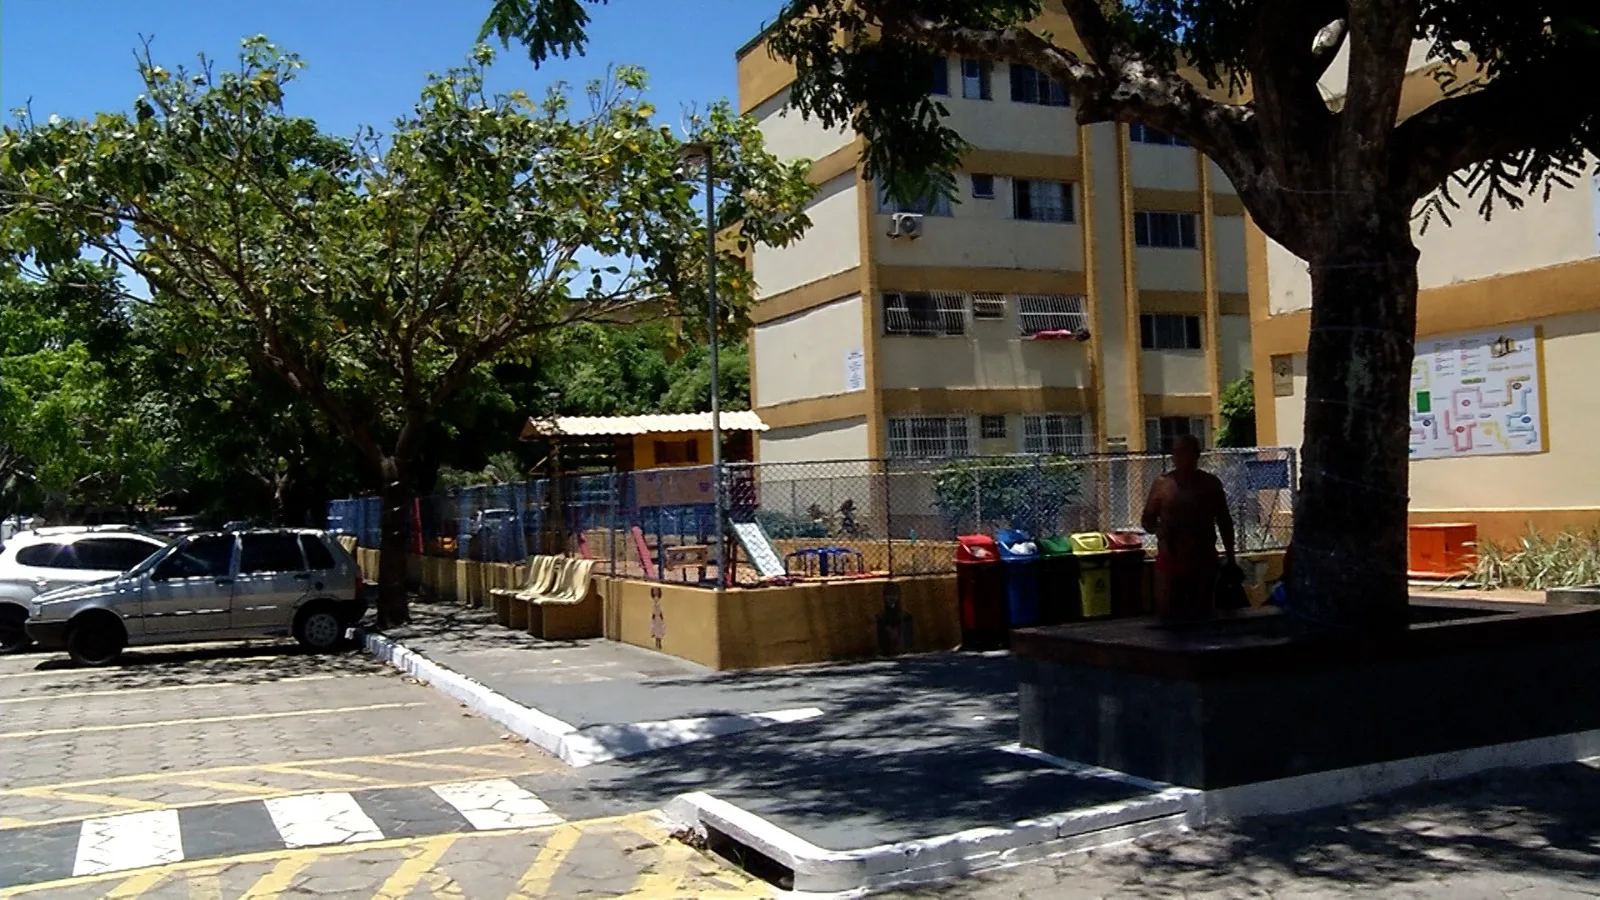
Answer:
326, 447, 1296, 587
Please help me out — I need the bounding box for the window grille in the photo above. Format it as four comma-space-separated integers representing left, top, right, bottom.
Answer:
1017, 294, 1088, 336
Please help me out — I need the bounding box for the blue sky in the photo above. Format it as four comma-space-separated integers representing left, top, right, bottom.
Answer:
2, 0, 781, 136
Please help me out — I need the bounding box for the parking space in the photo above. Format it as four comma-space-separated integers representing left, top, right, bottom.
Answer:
0, 641, 762, 897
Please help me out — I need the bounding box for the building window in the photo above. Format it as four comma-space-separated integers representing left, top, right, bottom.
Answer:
970, 173, 995, 199
1013, 179, 1074, 222
961, 60, 992, 100
930, 56, 950, 96
971, 293, 1005, 320
979, 415, 1008, 440
883, 292, 966, 336
1009, 64, 1069, 106
1146, 416, 1208, 452
1129, 123, 1189, 146
1134, 210, 1198, 248
654, 439, 700, 465
888, 416, 972, 459
878, 181, 952, 216
1023, 414, 1090, 456
1139, 313, 1203, 350
1017, 294, 1089, 336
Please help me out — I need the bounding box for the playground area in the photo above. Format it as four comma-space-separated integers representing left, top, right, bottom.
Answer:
329, 447, 1297, 589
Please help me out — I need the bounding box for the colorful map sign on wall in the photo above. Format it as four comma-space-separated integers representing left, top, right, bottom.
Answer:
1409, 326, 1545, 460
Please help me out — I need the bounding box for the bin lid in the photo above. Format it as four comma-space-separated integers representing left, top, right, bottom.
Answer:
955, 533, 999, 564
1037, 535, 1075, 556
1069, 532, 1109, 554
994, 529, 1038, 560
1107, 530, 1146, 551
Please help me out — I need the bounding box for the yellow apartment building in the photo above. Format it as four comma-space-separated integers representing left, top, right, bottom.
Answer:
1251, 44, 1600, 545
735, 22, 1253, 465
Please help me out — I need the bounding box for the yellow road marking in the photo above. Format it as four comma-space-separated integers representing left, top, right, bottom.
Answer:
374, 834, 459, 900
185, 871, 221, 900
0, 813, 651, 898
510, 823, 586, 898
0, 818, 26, 827
174, 779, 284, 797
0, 675, 346, 705
238, 857, 311, 900
100, 870, 168, 898
6, 787, 167, 814
3, 744, 528, 793
0, 702, 425, 740
256, 764, 390, 786
353, 756, 506, 777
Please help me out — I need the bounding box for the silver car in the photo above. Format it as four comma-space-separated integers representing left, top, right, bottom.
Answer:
26, 529, 367, 666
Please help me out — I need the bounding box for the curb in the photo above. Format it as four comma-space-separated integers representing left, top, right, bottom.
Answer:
664, 787, 1198, 895
364, 630, 823, 768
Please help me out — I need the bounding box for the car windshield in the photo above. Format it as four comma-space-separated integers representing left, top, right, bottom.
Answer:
125, 539, 178, 577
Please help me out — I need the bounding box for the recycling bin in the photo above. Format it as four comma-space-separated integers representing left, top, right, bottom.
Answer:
955, 534, 1007, 650
1035, 535, 1082, 626
994, 529, 1041, 629
1070, 532, 1113, 618
1107, 530, 1150, 617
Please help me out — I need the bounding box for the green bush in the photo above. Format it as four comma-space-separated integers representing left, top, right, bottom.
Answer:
754, 507, 832, 539
931, 456, 1082, 536
1475, 528, 1600, 590
1217, 373, 1257, 448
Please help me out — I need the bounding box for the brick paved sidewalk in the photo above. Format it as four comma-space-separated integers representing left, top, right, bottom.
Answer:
887, 761, 1600, 899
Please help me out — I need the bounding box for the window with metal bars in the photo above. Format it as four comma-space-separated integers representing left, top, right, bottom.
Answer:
979, 415, 1007, 439
1016, 294, 1088, 336
971, 293, 1005, 320
882, 292, 966, 336
1139, 313, 1203, 350
1009, 64, 1069, 106
1022, 414, 1091, 456
1013, 179, 1074, 222
1134, 210, 1198, 248
887, 416, 972, 459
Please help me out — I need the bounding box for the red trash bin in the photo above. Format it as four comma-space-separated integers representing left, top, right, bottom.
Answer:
1106, 530, 1150, 617
956, 534, 1007, 650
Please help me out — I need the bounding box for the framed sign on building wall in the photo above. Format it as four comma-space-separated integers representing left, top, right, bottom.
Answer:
1408, 326, 1548, 460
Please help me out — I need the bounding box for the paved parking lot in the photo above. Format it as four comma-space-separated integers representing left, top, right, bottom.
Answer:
0, 642, 770, 899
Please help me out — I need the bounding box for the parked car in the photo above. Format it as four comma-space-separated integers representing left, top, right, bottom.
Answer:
26, 528, 367, 667
0, 526, 170, 653
150, 516, 203, 537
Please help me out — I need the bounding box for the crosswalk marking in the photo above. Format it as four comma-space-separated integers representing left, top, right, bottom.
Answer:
262, 792, 385, 849
429, 779, 563, 831
72, 809, 184, 876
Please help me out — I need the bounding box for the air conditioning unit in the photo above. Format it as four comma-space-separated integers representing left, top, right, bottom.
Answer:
887, 212, 923, 239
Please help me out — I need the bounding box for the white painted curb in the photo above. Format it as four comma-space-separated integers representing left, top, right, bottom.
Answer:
664, 787, 1196, 894
365, 631, 822, 767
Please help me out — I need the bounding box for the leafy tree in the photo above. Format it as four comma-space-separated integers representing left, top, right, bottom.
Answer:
0, 38, 815, 625
1216, 373, 1256, 449
931, 456, 1081, 536
486, 0, 1600, 633
0, 264, 166, 515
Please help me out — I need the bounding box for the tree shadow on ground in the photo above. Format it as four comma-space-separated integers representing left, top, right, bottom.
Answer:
19, 638, 383, 691
896, 763, 1600, 898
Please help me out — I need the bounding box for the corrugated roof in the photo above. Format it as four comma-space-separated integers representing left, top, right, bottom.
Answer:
520, 411, 769, 439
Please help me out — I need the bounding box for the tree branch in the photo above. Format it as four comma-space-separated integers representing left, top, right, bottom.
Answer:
1390, 71, 1558, 204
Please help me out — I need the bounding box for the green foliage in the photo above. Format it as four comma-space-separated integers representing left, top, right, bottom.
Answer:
1216, 373, 1256, 449
754, 507, 832, 540
930, 456, 1081, 536
0, 38, 814, 486
1475, 529, 1600, 591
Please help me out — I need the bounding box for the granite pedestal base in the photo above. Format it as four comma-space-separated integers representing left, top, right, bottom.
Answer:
1013, 599, 1600, 790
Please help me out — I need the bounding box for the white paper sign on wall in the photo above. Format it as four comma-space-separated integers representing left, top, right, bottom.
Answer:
844, 348, 866, 392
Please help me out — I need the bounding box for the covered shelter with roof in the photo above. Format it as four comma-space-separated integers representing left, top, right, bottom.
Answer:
517, 411, 766, 473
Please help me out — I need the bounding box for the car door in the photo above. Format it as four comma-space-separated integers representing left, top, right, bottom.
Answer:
142, 534, 237, 637
231, 533, 312, 634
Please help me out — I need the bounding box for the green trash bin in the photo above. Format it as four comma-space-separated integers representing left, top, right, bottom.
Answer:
1035, 536, 1081, 625
1070, 532, 1113, 618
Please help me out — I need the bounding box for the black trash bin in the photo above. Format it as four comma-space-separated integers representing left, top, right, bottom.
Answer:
955, 534, 1007, 650
1035, 535, 1082, 625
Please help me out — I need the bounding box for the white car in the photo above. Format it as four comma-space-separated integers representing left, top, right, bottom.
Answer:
0, 526, 170, 652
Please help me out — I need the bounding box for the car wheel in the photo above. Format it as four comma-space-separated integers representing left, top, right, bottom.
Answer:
295, 605, 344, 653
0, 607, 30, 654
66, 616, 126, 667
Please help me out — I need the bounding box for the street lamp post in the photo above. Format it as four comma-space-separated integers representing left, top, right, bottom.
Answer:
680, 141, 724, 586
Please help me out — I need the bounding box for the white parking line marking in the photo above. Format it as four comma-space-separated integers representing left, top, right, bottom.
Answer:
0, 675, 347, 704
430, 779, 564, 831
71, 808, 184, 876
263, 792, 384, 848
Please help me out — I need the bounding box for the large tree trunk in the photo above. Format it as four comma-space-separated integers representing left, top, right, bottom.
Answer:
376, 457, 413, 629
1289, 219, 1420, 634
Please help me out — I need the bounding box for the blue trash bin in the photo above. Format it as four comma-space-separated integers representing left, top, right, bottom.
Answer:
994, 529, 1041, 629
